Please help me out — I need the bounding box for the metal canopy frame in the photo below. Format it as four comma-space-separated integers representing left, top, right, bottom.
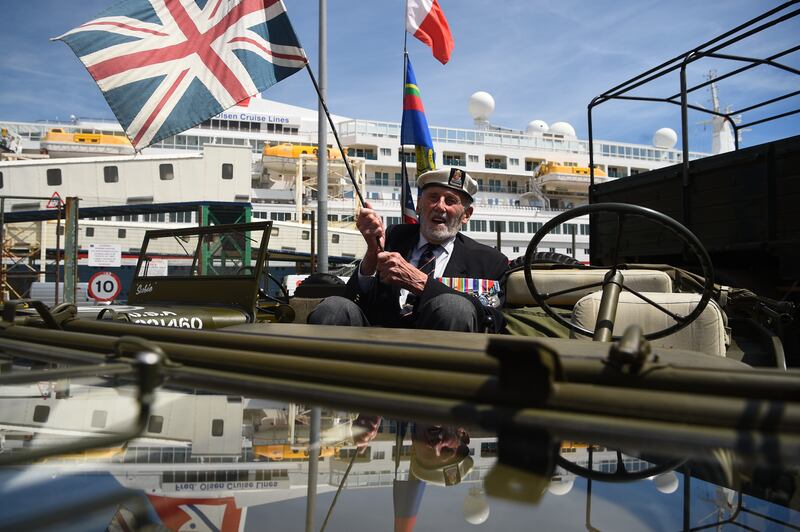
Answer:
587, 1, 800, 192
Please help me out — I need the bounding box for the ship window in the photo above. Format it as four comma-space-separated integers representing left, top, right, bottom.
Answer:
513, 246, 520, 253
566, 248, 573, 255
527, 222, 543, 233
271, 228, 279, 236
480, 441, 498, 458
222, 163, 233, 180
212, 419, 224, 437
86, 227, 94, 237
91, 410, 108, 428
103, 166, 119, 183
332, 234, 340, 244
489, 221, 506, 233
46, 168, 62, 186
468, 155, 479, 163
147, 415, 164, 433
118, 229, 126, 239
33, 405, 50, 423
301, 230, 309, 240
469, 220, 487, 232
380, 148, 391, 156
159, 163, 174, 180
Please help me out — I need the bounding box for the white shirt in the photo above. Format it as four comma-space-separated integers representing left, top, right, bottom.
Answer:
357, 235, 456, 307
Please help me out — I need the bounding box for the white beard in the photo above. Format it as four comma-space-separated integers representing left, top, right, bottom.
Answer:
420, 211, 462, 243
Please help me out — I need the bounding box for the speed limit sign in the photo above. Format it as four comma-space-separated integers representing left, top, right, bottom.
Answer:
88, 271, 122, 302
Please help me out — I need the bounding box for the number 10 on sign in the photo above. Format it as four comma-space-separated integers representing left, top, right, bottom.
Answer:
88, 271, 122, 302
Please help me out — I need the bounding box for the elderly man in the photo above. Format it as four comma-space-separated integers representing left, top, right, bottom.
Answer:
308, 167, 508, 332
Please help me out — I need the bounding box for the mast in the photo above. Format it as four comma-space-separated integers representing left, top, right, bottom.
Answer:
707, 71, 736, 154
316, 0, 329, 273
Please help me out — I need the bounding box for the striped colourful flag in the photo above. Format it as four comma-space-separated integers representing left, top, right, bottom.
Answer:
406, 0, 454, 65
401, 58, 435, 176
394, 475, 426, 532
400, 57, 436, 224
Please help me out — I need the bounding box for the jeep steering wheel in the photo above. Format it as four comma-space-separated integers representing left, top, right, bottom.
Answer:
236, 266, 290, 305
523, 203, 714, 340
556, 448, 685, 483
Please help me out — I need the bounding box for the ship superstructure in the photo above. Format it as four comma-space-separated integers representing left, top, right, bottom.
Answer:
0, 95, 708, 264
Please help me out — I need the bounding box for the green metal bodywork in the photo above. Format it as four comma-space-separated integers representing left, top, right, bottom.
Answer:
126, 220, 272, 328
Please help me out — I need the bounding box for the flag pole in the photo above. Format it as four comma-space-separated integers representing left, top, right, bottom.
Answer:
400, 50, 410, 223
314, 0, 329, 275
304, 65, 366, 208
400, 1, 412, 224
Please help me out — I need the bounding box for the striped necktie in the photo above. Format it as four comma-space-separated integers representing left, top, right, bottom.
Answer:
417, 243, 439, 276
400, 243, 440, 318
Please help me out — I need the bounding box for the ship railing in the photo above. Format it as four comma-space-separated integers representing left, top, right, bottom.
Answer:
339, 119, 707, 162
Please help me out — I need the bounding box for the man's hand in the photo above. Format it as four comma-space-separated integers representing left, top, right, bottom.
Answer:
376, 251, 429, 294
356, 202, 385, 276
352, 415, 381, 454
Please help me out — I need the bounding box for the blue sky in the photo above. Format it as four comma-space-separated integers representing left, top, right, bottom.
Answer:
0, 0, 797, 153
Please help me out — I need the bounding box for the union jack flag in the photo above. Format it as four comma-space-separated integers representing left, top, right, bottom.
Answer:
55, 0, 307, 150
401, 164, 418, 224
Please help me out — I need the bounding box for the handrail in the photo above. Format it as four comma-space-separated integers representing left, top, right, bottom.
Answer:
587, 2, 800, 192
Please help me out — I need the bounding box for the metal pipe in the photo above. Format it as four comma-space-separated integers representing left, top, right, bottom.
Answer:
64, 197, 79, 305
679, 54, 692, 229
588, 99, 596, 190
315, 0, 328, 275
36, 321, 800, 401
0, 350, 160, 466
592, 270, 624, 342
683, 466, 691, 531
666, 43, 800, 101
550, 382, 800, 431
597, 3, 799, 101
305, 406, 321, 532
0, 197, 5, 301
162, 365, 800, 468
3, 326, 799, 432
54, 204, 61, 305
0, 362, 132, 384
0, 330, 796, 465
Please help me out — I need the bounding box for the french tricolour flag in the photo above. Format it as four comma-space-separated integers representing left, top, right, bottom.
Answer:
406, 0, 454, 65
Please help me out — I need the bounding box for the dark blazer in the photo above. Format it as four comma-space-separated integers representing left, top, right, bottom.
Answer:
346, 224, 509, 328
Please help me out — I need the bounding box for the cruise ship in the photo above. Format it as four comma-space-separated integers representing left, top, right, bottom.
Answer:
0, 93, 710, 272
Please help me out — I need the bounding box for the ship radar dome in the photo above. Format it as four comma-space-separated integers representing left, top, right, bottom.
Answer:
526, 120, 549, 134
462, 489, 490, 525
550, 121, 576, 137
547, 477, 575, 496
653, 127, 678, 149
468, 91, 495, 121
652, 472, 679, 494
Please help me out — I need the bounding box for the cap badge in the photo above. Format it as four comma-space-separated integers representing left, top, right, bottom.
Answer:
448, 168, 465, 189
